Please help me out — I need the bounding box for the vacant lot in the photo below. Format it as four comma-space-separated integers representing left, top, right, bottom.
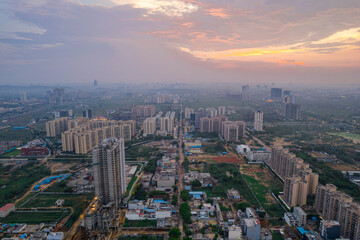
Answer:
0, 162, 51, 206
212, 156, 244, 164
241, 164, 285, 218
326, 163, 360, 171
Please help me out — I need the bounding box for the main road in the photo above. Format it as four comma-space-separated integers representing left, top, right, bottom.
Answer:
177, 98, 185, 240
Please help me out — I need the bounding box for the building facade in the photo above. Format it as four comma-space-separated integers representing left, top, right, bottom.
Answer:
315, 184, 360, 240
254, 110, 263, 131
93, 138, 126, 209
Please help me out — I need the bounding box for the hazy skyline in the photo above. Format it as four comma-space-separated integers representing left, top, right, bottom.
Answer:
1, 0, 360, 85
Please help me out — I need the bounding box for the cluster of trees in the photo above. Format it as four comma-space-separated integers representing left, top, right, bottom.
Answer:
133, 184, 147, 200
233, 202, 251, 211
193, 131, 218, 138
182, 157, 189, 172
204, 141, 226, 154
149, 190, 169, 200
179, 202, 192, 224
180, 190, 190, 201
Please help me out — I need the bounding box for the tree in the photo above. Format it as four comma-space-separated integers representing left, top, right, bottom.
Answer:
191, 179, 201, 188
180, 190, 190, 201
206, 199, 214, 204
234, 202, 251, 211
134, 184, 147, 200
169, 228, 181, 238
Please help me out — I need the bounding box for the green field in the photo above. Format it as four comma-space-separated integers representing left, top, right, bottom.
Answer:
242, 172, 285, 218
18, 193, 93, 229
0, 162, 51, 206
0, 149, 21, 158
1, 210, 70, 224
329, 132, 360, 142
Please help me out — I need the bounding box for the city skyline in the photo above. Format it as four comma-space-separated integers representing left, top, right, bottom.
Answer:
1, 0, 360, 85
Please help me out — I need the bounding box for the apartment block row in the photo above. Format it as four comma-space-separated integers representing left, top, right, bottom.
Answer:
143, 111, 175, 136
199, 115, 246, 142
315, 184, 360, 240
46, 117, 91, 137
131, 105, 156, 118
60, 118, 135, 154
270, 148, 318, 207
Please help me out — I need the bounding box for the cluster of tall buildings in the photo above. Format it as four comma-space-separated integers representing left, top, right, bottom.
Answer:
45, 117, 135, 154
185, 106, 227, 129
315, 184, 360, 240
144, 93, 180, 104
143, 111, 176, 136
222, 121, 246, 142
131, 105, 156, 118
47, 88, 65, 105
270, 148, 318, 207
61, 118, 135, 154
283, 103, 301, 120
200, 115, 228, 133
46, 117, 70, 137
199, 115, 246, 142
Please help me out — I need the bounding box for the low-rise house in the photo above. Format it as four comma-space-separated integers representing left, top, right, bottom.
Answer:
0, 203, 15, 218
226, 188, 241, 200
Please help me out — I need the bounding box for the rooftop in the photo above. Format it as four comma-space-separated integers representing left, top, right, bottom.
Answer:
0, 203, 15, 212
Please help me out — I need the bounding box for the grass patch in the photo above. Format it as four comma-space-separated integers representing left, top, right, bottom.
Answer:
0, 149, 21, 158
2, 210, 70, 224
123, 219, 157, 228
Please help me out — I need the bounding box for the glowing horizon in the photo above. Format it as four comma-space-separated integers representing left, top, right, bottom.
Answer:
0, 0, 359, 84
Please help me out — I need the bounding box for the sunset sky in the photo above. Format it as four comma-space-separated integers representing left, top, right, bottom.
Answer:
0, 0, 360, 85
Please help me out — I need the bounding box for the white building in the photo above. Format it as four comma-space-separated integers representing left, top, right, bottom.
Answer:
143, 117, 156, 136
218, 106, 226, 115
206, 107, 218, 117
254, 110, 263, 131
293, 207, 307, 226
185, 108, 194, 119
244, 218, 261, 240
236, 145, 251, 154
228, 226, 242, 240
284, 212, 298, 226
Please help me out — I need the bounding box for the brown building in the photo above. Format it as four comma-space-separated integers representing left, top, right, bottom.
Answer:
61, 119, 135, 154
46, 117, 69, 137
221, 121, 246, 142
270, 148, 318, 207
283, 176, 308, 207
21, 140, 47, 156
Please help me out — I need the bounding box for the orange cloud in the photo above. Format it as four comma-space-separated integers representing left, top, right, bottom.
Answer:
204, 8, 230, 18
